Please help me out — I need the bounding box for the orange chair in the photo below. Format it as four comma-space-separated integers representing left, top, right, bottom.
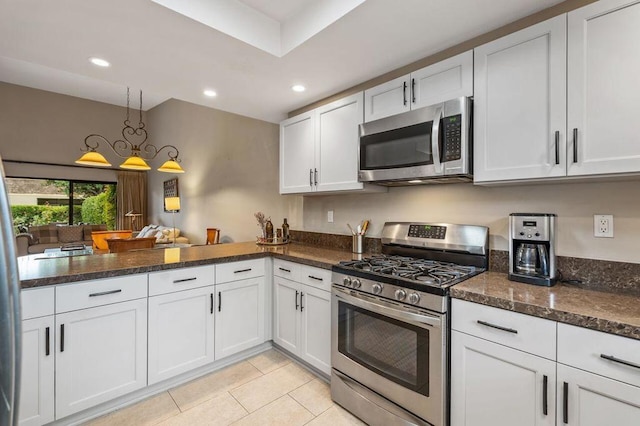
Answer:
206, 228, 220, 245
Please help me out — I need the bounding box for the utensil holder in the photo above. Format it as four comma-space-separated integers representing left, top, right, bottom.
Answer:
352, 235, 363, 254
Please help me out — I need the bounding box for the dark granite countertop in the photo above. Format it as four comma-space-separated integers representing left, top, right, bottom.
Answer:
451, 271, 640, 341
19, 244, 640, 341
18, 241, 357, 289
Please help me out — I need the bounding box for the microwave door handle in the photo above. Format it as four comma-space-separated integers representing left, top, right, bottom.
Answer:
431, 106, 444, 174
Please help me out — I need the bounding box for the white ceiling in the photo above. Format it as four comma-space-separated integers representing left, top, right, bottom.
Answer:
0, 0, 564, 123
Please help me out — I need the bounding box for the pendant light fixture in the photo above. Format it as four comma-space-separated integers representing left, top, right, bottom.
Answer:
76, 88, 185, 173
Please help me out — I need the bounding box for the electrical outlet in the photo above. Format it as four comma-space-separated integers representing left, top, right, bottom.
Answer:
594, 214, 614, 238
327, 210, 334, 223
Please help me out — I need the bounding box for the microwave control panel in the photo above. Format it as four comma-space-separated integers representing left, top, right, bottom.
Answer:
443, 114, 462, 161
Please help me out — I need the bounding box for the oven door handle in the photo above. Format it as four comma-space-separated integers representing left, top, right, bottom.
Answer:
334, 288, 441, 329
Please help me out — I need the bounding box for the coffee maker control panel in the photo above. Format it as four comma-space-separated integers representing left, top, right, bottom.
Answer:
511, 217, 551, 241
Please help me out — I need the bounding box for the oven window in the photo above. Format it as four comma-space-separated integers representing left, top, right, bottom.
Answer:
360, 122, 433, 170
337, 301, 430, 396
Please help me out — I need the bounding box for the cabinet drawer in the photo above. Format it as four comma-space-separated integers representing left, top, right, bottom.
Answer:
56, 275, 147, 313
149, 265, 215, 296
22, 287, 54, 319
273, 259, 300, 281
216, 258, 265, 283
558, 323, 640, 388
298, 264, 332, 292
451, 299, 556, 360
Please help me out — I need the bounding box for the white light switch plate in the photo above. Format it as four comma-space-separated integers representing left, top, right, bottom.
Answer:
327, 210, 334, 223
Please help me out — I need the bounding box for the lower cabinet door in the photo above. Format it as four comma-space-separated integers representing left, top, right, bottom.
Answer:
215, 278, 265, 359
557, 364, 640, 426
19, 316, 54, 426
273, 277, 300, 354
451, 331, 556, 426
55, 299, 147, 419
148, 286, 215, 385
299, 284, 331, 374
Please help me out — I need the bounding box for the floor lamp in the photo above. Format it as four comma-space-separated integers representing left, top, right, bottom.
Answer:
164, 197, 181, 247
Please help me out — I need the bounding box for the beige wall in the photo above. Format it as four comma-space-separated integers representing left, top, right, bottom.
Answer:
146, 99, 300, 245
301, 179, 640, 263
0, 82, 134, 182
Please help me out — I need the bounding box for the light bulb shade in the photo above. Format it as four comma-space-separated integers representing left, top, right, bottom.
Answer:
158, 159, 185, 173
120, 156, 151, 170
75, 151, 112, 167
164, 197, 181, 211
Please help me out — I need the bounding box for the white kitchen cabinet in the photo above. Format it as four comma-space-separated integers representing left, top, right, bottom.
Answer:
148, 286, 215, 384
557, 364, 640, 426
19, 316, 54, 426
299, 284, 331, 374
364, 50, 473, 122
556, 322, 640, 425
567, 0, 640, 176
451, 299, 557, 426
215, 277, 265, 359
280, 92, 371, 194
19, 288, 55, 426
451, 331, 556, 426
280, 111, 316, 193
273, 264, 331, 375
473, 15, 567, 183
55, 298, 147, 419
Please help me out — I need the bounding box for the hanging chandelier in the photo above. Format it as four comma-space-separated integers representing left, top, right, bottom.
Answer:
76, 87, 185, 173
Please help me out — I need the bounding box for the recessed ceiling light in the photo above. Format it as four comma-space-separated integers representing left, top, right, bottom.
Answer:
408, 180, 423, 184
203, 89, 217, 97
89, 57, 110, 67
291, 85, 306, 92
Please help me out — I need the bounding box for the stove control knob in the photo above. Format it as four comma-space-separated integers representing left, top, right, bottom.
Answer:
408, 293, 421, 304
352, 279, 362, 289
372, 283, 383, 295
343, 277, 352, 287
395, 289, 407, 301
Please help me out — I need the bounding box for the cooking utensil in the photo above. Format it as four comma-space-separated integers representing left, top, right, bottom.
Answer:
347, 224, 356, 235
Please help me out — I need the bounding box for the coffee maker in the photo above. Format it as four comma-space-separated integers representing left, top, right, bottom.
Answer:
508, 213, 557, 286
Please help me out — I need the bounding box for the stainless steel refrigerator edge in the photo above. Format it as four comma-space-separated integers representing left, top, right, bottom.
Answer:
0, 156, 21, 426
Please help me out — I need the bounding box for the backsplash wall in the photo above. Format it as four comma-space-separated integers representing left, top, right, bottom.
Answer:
301, 179, 640, 264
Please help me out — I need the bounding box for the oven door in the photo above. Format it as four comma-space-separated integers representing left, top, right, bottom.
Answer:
358, 103, 444, 182
331, 285, 446, 426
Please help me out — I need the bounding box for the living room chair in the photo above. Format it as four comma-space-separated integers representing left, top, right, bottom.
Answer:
206, 228, 220, 245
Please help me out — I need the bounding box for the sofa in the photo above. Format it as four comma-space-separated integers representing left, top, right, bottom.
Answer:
137, 224, 189, 245
15, 224, 107, 256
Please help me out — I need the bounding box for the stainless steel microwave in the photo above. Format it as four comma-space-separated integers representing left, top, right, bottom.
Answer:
358, 97, 472, 185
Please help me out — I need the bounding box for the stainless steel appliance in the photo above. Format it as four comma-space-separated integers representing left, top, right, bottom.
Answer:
331, 222, 489, 426
508, 213, 557, 286
0, 157, 22, 425
358, 97, 472, 185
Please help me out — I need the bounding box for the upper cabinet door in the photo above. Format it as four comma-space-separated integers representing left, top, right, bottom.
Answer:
412, 50, 473, 109
364, 75, 411, 122
280, 111, 316, 194
567, 0, 640, 176
316, 92, 364, 192
474, 15, 567, 183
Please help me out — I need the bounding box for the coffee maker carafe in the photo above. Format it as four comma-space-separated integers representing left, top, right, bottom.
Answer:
509, 213, 557, 286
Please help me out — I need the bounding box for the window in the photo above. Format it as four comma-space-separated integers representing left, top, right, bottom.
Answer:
6, 178, 117, 232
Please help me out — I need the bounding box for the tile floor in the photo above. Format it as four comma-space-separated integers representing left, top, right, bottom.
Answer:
86, 349, 366, 426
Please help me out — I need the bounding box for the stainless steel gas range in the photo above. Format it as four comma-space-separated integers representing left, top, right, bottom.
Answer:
331, 222, 489, 426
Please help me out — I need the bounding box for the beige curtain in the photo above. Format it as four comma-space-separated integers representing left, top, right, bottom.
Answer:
116, 171, 148, 231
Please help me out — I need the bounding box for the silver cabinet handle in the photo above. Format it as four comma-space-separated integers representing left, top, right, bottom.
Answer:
554, 131, 560, 165
572, 128, 578, 163
542, 375, 548, 416
309, 169, 313, 186
89, 289, 122, 297
279, 267, 291, 273
477, 320, 518, 334
403, 81, 407, 106
308, 275, 323, 281
234, 268, 252, 274
173, 277, 196, 283
300, 292, 305, 311
600, 354, 640, 370
411, 78, 416, 103
314, 168, 318, 186
295, 290, 299, 310
563, 382, 569, 424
